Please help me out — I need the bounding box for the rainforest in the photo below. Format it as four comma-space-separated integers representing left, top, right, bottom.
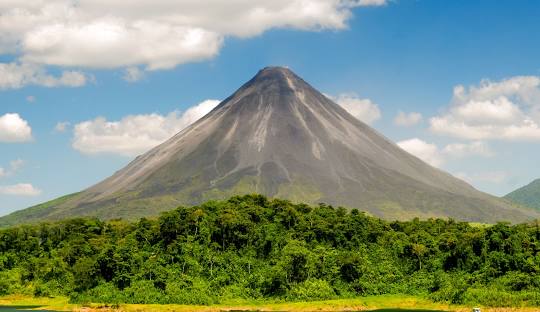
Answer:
1, 195, 539, 308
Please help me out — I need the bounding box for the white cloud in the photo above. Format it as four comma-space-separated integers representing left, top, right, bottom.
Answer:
72, 99, 220, 156
442, 141, 494, 158
355, 0, 387, 5
452, 97, 522, 125
0, 113, 32, 142
0, 183, 41, 196
331, 93, 381, 124
0, 159, 25, 178
0, 62, 90, 89
397, 138, 444, 167
22, 21, 222, 71
54, 121, 70, 133
430, 76, 540, 141
397, 138, 494, 168
0, 1, 386, 71
394, 111, 422, 127
58, 70, 89, 87
123, 67, 145, 82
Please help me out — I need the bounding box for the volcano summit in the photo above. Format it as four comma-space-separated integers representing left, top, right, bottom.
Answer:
2, 67, 537, 225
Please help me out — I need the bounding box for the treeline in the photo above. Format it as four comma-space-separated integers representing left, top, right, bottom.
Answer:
1, 195, 539, 306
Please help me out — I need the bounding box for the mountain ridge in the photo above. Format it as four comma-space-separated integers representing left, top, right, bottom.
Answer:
1, 66, 538, 225
505, 179, 540, 211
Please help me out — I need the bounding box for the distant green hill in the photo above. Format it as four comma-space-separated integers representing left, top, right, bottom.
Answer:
505, 179, 540, 211
0, 193, 79, 227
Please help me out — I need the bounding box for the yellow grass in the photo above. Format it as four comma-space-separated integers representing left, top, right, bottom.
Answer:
1, 294, 539, 312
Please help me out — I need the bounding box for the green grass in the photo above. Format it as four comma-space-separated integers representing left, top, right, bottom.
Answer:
0, 295, 76, 311
0, 294, 458, 312
3, 294, 540, 312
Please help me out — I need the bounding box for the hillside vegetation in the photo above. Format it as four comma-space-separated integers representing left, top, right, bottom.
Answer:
1, 195, 539, 307
0, 193, 79, 227
506, 179, 540, 211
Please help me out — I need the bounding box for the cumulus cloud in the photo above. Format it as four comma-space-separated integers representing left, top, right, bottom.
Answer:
397, 138, 494, 168
0, 183, 41, 196
73, 99, 220, 156
0, 1, 386, 72
394, 111, 422, 127
397, 138, 444, 167
430, 76, 540, 141
0, 113, 32, 142
442, 141, 494, 158
0, 62, 90, 89
331, 93, 381, 124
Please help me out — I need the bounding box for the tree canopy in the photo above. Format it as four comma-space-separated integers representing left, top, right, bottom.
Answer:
1, 195, 539, 306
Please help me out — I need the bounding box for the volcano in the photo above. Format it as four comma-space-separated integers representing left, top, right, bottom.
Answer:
2, 67, 537, 225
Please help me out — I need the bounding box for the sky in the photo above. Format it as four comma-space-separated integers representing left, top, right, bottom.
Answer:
1, 0, 540, 216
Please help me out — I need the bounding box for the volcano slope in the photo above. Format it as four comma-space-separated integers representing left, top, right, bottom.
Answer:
2, 67, 537, 225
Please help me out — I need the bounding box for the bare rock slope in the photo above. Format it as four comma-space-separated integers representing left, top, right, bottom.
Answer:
2, 67, 538, 224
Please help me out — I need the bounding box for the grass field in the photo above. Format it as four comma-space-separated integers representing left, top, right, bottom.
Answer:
1, 294, 538, 312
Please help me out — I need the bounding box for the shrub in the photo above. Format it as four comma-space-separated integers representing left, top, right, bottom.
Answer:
286, 279, 336, 301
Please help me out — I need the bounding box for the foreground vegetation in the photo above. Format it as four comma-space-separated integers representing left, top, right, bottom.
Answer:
4, 294, 540, 312
1, 195, 540, 307
0, 294, 456, 311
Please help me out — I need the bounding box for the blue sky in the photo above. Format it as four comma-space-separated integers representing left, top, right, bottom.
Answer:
1, 0, 540, 215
